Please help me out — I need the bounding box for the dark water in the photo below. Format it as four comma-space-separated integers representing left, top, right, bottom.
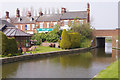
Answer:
1, 43, 119, 78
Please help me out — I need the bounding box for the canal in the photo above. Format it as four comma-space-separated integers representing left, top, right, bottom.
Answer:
1, 43, 119, 78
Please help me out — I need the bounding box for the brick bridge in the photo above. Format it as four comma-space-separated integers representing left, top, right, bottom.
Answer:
92, 29, 120, 49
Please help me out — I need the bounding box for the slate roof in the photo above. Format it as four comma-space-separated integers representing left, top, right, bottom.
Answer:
60, 11, 88, 19
11, 17, 35, 24
0, 19, 15, 30
36, 14, 61, 22
3, 27, 31, 37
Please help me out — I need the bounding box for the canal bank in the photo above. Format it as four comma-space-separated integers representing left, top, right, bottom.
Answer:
0, 47, 96, 64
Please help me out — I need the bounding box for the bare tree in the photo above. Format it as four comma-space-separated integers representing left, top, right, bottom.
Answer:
35, 9, 37, 16
44, 8, 47, 14
48, 8, 50, 14
30, 6, 34, 16
39, 8, 42, 12
57, 8, 59, 14
52, 8, 55, 14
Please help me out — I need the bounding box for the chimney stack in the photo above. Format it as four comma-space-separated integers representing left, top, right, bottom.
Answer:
27, 11, 31, 17
39, 11, 43, 16
16, 8, 20, 17
61, 7, 66, 14
87, 2, 90, 23
5, 11, 9, 19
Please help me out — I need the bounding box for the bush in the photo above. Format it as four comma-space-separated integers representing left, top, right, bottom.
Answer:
69, 32, 80, 48
80, 38, 91, 48
46, 32, 60, 42
0, 31, 18, 56
60, 29, 71, 49
7, 38, 18, 55
0, 31, 8, 55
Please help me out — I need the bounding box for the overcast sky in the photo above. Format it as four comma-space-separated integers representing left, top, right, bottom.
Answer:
0, 0, 119, 29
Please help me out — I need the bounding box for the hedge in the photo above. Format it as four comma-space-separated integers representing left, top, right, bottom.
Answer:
69, 32, 80, 48
0, 31, 18, 56
60, 29, 80, 49
60, 29, 71, 49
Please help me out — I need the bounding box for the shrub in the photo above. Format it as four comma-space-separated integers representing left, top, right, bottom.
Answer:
69, 32, 80, 48
80, 38, 91, 48
46, 32, 60, 42
0, 31, 18, 56
0, 31, 8, 55
60, 29, 71, 49
7, 38, 18, 55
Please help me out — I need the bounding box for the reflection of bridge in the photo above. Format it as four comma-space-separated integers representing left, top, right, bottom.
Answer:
92, 29, 120, 49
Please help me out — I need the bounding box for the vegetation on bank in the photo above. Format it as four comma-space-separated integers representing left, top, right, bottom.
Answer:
0, 31, 19, 57
92, 59, 120, 79
26, 46, 62, 53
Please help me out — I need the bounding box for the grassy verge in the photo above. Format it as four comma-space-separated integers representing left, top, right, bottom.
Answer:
26, 46, 62, 54
92, 59, 120, 80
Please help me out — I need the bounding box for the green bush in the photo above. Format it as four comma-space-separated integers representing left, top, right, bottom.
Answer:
0, 31, 18, 56
7, 38, 18, 55
46, 32, 60, 42
60, 29, 71, 49
80, 38, 91, 48
69, 32, 80, 48
0, 31, 8, 55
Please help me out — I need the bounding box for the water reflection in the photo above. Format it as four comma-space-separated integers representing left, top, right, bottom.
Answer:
2, 47, 118, 78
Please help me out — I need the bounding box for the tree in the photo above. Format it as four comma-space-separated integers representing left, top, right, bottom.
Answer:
60, 29, 71, 49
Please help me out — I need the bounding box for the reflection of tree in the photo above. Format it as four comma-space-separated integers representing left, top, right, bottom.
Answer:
2, 63, 19, 78
60, 52, 93, 68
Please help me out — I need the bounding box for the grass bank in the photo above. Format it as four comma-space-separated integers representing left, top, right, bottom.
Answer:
92, 59, 119, 80
26, 46, 62, 53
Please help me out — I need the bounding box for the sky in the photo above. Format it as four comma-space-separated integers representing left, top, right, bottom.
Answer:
0, 0, 119, 29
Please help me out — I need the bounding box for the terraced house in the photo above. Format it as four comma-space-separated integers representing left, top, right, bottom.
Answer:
4, 3, 90, 34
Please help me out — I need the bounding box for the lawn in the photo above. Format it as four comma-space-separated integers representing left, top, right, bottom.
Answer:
92, 58, 120, 80
26, 46, 62, 54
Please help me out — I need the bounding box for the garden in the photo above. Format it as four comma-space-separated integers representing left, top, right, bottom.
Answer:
0, 21, 93, 57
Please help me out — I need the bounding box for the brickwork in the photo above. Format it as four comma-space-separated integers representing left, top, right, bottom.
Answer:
92, 29, 120, 49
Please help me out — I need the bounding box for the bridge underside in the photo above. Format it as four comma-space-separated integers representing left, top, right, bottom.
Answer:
96, 37, 105, 48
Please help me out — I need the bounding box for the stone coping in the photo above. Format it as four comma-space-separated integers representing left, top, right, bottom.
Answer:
0, 47, 96, 64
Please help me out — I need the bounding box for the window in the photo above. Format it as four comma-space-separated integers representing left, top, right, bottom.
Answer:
32, 24, 35, 30
47, 23, 49, 28
79, 20, 84, 24
27, 24, 30, 30
20, 25, 22, 30
40, 23, 43, 28
64, 20, 68, 25
15, 25, 18, 28
53, 22, 57, 25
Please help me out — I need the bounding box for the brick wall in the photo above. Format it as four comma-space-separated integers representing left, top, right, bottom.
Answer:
92, 29, 120, 48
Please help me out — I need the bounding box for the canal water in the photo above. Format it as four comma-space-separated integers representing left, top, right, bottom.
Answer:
1, 43, 119, 78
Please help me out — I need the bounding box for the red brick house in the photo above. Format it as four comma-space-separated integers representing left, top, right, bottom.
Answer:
4, 3, 90, 34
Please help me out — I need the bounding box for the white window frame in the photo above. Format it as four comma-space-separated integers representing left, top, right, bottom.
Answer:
40, 23, 43, 28
27, 24, 30, 30
47, 23, 49, 28
64, 20, 68, 25
79, 20, 84, 24
20, 25, 22, 30
53, 22, 57, 25
15, 25, 18, 28
32, 24, 35, 30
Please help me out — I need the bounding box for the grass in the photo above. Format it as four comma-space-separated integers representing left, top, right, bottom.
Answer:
92, 59, 120, 80
26, 46, 62, 54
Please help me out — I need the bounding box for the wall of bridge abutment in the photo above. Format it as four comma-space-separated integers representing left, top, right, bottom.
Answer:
91, 29, 120, 49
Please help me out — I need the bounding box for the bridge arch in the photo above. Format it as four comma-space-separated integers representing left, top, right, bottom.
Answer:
92, 29, 119, 49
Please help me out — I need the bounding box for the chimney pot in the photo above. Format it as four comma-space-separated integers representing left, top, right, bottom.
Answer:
61, 7, 66, 14
39, 11, 43, 16
27, 11, 31, 17
16, 8, 20, 17
5, 11, 9, 19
